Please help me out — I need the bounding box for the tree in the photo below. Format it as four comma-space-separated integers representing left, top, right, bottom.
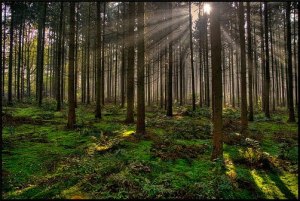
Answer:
298, 2, 300, 120
259, 3, 265, 112
101, 3, 106, 105
0, 1, 3, 135
166, 2, 173, 117
8, 2, 14, 105
56, 2, 63, 111
67, 2, 76, 129
286, 2, 295, 122
95, 2, 102, 119
86, 3, 91, 104
189, 2, 196, 111
264, 2, 270, 118
120, 3, 126, 108
136, 2, 145, 134
36, 2, 47, 106
247, 2, 254, 121
238, 2, 248, 130
125, 2, 135, 123
210, 2, 223, 160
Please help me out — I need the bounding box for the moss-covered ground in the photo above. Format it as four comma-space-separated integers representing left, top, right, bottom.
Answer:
2, 102, 298, 199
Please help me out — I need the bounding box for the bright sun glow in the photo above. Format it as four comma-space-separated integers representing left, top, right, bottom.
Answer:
203, 3, 211, 15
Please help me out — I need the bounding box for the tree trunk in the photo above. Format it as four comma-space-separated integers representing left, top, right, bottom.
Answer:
179, 44, 183, 106
56, 2, 63, 111
136, 2, 145, 135
8, 3, 14, 105
36, 2, 47, 106
121, 3, 126, 108
238, 2, 248, 130
67, 2, 76, 129
264, 2, 270, 118
247, 2, 254, 121
86, 3, 91, 104
210, 2, 223, 161
286, 2, 295, 122
17, 17, 23, 101
260, 3, 265, 112
95, 2, 102, 119
0, 0, 2, 133
204, 15, 210, 107
166, 2, 173, 117
270, 16, 275, 111
2, 4, 6, 98
125, 2, 135, 123
74, 4, 79, 108
101, 3, 106, 105
189, 2, 196, 111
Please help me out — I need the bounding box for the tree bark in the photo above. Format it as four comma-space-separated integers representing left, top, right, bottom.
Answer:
36, 2, 47, 106
95, 2, 102, 119
264, 2, 270, 118
67, 2, 76, 129
210, 2, 223, 161
286, 2, 295, 122
0, 0, 2, 134
166, 2, 173, 117
56, 2, 63, 111
247, 2, 254, 121
238, 2, 248, 130
260, 3, 265, 112
136, 2, 145, 134
189, 2, 196, 111
101, 3, 106, 105
8, 3, 14, 105
125, 2, 135, 123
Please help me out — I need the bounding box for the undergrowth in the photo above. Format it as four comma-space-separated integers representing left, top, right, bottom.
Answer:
2, 103, 298, 199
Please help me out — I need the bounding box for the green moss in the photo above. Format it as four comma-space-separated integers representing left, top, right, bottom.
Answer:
94, 122, 122, 134
121, 140, 152, 161
261, 139, 280, 156
175, 139, 210, 146
13, 107, 41, 118
3, 104, 298, 199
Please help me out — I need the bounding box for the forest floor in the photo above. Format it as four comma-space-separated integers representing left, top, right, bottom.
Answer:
2, 100, 298, 199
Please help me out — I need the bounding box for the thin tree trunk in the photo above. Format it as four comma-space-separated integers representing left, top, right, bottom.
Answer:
95, 2, 102, 119
67, 2, 76, 129
17, 17, 23, 101
56, 2, 63, 111
125, 2, 135, 123
260, 3, 265, 112
179, 44, 183, 106
247, 2, 254, 121
86, 3, 91, 104
101, 3, 106, 105
75, 4, 79, 108
166, 2, 173, 117
2, 4, 6, 98
36, 2, 47, 106
270, 16, 275, 111
136, 2, 145, 134
264, 2, 270, 118
286, 2, 295, 122
8, 3, 14, 105
238, 2, 248, 130
121, 3, 126, 108
204, 15, 210, 107
189, 2, 196, 111
0, 1, 2, 132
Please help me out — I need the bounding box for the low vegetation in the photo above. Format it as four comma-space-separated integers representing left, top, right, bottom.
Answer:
2, 102, 298, 199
